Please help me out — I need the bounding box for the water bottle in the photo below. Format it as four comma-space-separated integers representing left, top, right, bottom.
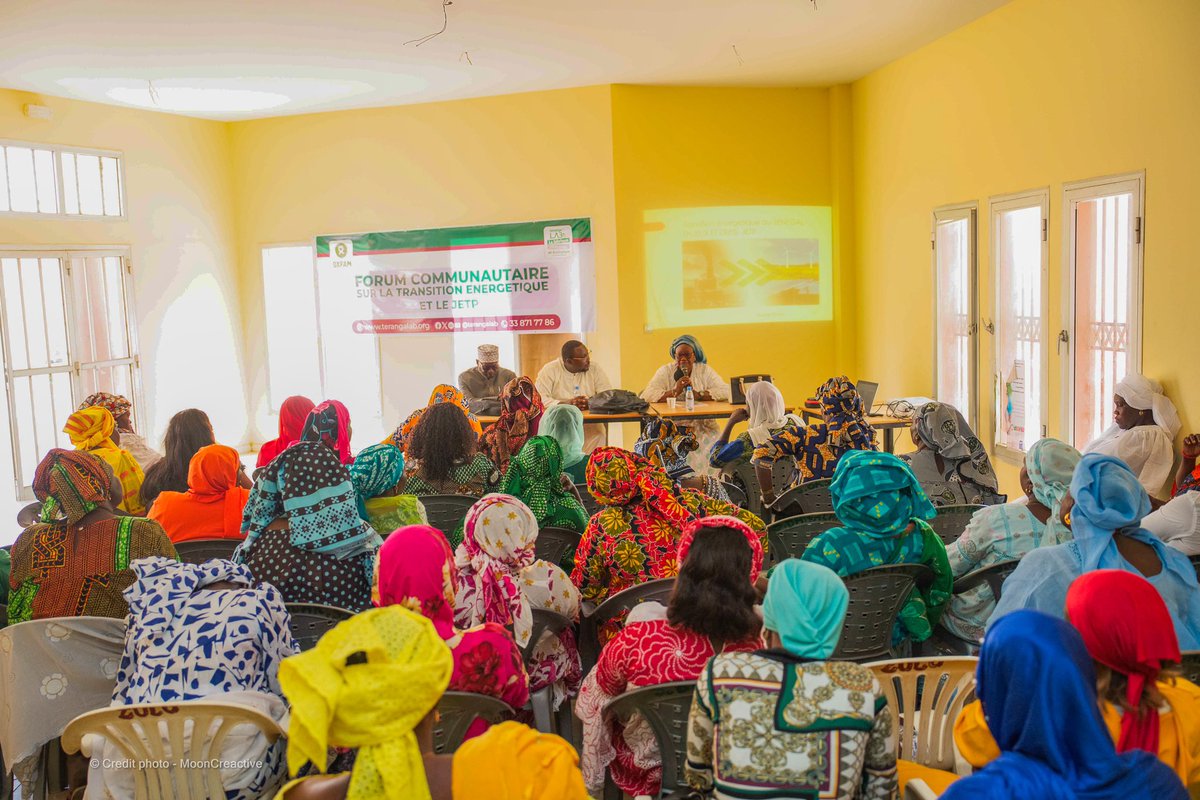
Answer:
685, 385, 695, 411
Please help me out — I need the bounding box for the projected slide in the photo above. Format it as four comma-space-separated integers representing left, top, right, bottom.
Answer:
644, 206, 833, 329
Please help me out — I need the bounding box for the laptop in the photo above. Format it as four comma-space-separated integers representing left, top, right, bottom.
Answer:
856, 380, 879, 414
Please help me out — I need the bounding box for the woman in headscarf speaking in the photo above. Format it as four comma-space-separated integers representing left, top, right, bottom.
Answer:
640, 334, 731, 471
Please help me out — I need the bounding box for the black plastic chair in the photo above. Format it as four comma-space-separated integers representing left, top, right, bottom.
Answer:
1190, 556, 1200, 580
832, 564, 934, 663
520, 608, 576, 734
580, 578, 676, 673
766, 512, 840, 563
1181, 651, 1200, 685
768, 477, 834, 521
729, 458, 797, 519
433, 692, 515, 754
720, 481, 748, 509
601, 681, 697, 800
934, 560, 1022, 651
575, 484, 602, 519
286, 603, 355, 651
534, 527, 582, 567
174, 538, 240, 565
928, 505, 984, 546
421, 494, 480, 538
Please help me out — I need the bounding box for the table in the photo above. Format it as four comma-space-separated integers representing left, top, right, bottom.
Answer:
477, 401, 787, 427
798, 407, 911, 453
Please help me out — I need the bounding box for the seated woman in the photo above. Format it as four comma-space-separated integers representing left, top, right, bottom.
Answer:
1174, 432, 1200, 496
80, 392, 161, 469
576, 516, 764, 798
956, 570, 1200, 791
138, 408, 216, 509
686, 559, 897, 799
640, 335, 730, 472
1144, 491, 1200, 555
257, 395, 316, 469
709, 379, 799, 473
570, 448, 766, 606
147, 443, 252, 543
63, 406, 147, 514
941, 437, 1080, 642
941, 610, 1187, 800
454, 495, 580, 712
801, 450, 952, 647
390, 384, 483, 455
88, 557, 296, 799
479, 376, 543, 473
501, 436, 589, 534
753, 375, 877, 506
350, 443, 427, 537
992, 453, 1200, 649
8, 450, 176, 624
634, 417, 730, 501
539, 403, 590, 484
1083, 374, 1180, 497
376, 526, 529, 720
301, 399, 355, 465
234, 442, 381, 611
901, 401, 1004, 506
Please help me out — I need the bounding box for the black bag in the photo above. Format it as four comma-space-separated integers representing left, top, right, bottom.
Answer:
730, 374, 772, 405
588, 389, 650, 415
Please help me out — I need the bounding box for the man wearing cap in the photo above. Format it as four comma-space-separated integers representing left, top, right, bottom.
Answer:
459, 345, 518, 404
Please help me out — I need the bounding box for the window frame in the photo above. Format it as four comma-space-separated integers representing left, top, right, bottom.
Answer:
931, 201, 979, 431
1060, 171, 1145, 447
0, 245, 143, 499
989, 188, 1050, 460
0, 138, 127, 220
260, 242, 328, 414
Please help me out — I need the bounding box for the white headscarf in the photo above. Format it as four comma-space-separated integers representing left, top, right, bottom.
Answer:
745, 381, 801, 446
1116, 375, 1181, 438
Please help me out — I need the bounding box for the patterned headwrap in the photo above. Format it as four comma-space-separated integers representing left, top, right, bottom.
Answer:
669, 334, 706, 364
453, 494, 539, 647
62, 407, 145, 514
677, 515, 764, 583
351, 444, 406, 505
64, 406, 118, 451
389, 385, 483, 453
279, 606, 453, 800
32, 448, 113, 524
1025, 437, 1081, 511
480, 377, 544, 472
501, 436, 588, 528
818, 376, 877, 449
585, 447, 692, 526
830, 449, 936, 539
633, 417, 699, 479
913, 402, 999, 492
79, 392, 131, 420
301, 400, 354, 465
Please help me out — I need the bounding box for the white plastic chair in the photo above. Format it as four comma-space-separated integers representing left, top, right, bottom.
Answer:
60, 700, 285, 800
905, 778, 940, 799
865, 656, 977, 771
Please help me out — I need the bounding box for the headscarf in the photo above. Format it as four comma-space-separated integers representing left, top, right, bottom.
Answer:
63, 406, 145, 514
1066, 570, 1182, 755
279, 606, 453, 800
501, 437, 588, 531
913, 402, 999, 493
157, 444, 250, 539
79, 392, 131, 420
375, 525, 459, 639
1026, 437, 1082, 510
452, 721, 590, 800
585, 448, 693, 526
453, 494, 538, 647
1115, 375, 1181, 438
350, 444, 406, 516
301, 399, 354, 465
540, 404, 586, 470
745, 380, 799, 447
762, 560, 849, 659
819, 376, 877, 449
669, 334, 706, 364
677, 515, 764, 584
124, 556, 254, 639
31, 448, 112, 525
830, 450, 937, 539
633, 417, 699, 479
258, 395, 316, 467
941, 610, 1185, 800
480, 377, 544, 471
390, 384, 483, 453
237, 441, 380, 567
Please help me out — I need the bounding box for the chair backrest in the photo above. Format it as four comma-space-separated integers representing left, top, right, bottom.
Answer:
866, 657, 978, 771
433, 692, 514, 754
421, 494, 480, 538
833, 565, 933, 662
534, 527, 582, 567
928, 505, 984, 546
575, 484, 602, 520
766, 512, 840, 563
579, 578, 676, 673
720, 481, 748, 509
173, 538, 240, 565
771, 477, 833, 520
952, 559, 1020, 602
60, 700, 285, 800
285, 603, 355, 651
521, 608, 575, 665
602, 682, 696, 797
1180, 651, 1200, 685
728, 458, 797, 520
1190, 555, 1200, 581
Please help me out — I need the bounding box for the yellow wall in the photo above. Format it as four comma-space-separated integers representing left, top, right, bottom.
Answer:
851, 0, 1200, 494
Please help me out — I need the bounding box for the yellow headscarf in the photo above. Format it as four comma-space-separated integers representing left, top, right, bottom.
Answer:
62, 406, 145, 514
452, 721, 591, 799
278, 606, 453, 800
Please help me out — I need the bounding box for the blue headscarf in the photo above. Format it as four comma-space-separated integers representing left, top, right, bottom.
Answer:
762, 560, 848, 659
669, 335, 706, 364
941, 610, 1186, 800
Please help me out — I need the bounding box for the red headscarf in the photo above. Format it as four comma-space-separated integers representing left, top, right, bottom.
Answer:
677, 515, 764, 584
256, 395, 316, 468
1066, 569, 1182, 755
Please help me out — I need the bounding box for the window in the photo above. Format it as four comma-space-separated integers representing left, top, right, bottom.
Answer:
0, 249, 140, 498
991, 190, 1048, 455
1064, 173, 1144, 449
0, 140, 125, 217
932, 204, 978, 429
262, 245, 323, 409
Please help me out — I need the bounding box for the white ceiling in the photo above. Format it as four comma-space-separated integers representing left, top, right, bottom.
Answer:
0, 0, 1010, 121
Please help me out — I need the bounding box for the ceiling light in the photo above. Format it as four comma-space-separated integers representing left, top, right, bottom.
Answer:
107, 84, 290, 114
